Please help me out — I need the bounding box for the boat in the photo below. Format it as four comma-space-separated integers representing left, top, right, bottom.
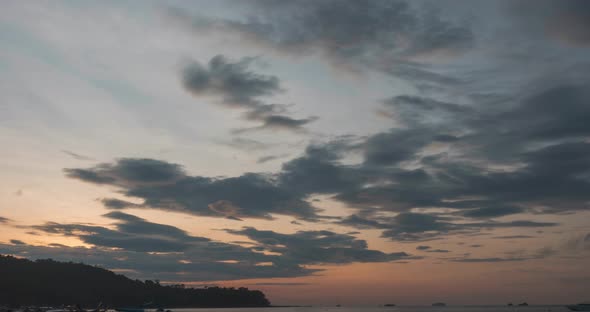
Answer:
566, 304, 590, 311
432, 303, 446, 307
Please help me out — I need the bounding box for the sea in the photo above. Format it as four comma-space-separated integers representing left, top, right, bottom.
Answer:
166, 306, 569, 312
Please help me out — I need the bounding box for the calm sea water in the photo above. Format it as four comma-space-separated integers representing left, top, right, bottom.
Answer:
168, 306, 569, 312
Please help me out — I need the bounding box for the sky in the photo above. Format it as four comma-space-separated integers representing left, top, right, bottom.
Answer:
1, 0, 590, 306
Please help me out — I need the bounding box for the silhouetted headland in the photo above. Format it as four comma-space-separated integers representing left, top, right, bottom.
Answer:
0, 255, 270, 308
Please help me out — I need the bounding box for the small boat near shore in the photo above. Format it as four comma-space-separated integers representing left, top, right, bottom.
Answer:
566, 304, 590, 311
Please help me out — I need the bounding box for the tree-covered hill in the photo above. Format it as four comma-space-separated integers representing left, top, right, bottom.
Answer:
0, 255, 270, 308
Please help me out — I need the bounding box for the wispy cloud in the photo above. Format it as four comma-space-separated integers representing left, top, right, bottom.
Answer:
181, 55, 316, 132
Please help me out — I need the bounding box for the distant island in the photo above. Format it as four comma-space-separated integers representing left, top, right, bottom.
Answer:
0, 255, 270, 308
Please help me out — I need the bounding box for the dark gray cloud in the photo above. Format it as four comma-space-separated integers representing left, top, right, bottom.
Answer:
363, 128, 435, 166
65, 158, 318, 220
9, 239, 25, 245
64, 80, 590, 243
339, 213, 556, 242
62, 150, 94, 161
0, 217, 10, 224
278, 142, 363, 196
33, 211, 210, 252
257, 154, 289, 164
4, 212, 416, 281
0, 242, 311, 281
416, 245, 431, 250
182, 55, 315, 131
451, 246, 556, 263
225, 227, 414, 265
172, 0, 473, 77
182, 55, 280, 107
65, 158, 185, 187
101, 198, 140, 210
248, 115, 318, 133
426, 249, 450, 253
331, 84, 590, 219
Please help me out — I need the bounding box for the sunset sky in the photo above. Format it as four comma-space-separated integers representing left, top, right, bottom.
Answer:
1, 0, 590, 306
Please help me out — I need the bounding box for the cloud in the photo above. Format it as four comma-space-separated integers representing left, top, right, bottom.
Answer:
17, 212, 306, 281
100, 198, 140, 210
64, 83, 590, 242
225, 227, 414, 265
4, 212, 418, 281
65, 158, 318, 220
0, 242, 311, 281
363, 128, 435, 166
382, 95, 473, 128
338, 213, 556, 242
330, 86, 590, 219
62, 150, 94, 161
426, 249, 450, 253
416, 245, 431, 250
0, 217, 11, 224
182, 55, 280, 108
171, 0, 473, 75
181, 54, 315, 131
32, 211, 210, 252
9, 239, 25, 245
278, 142, 363, 196
451, 247, 556, 263
257, 154, 289, 164
223, 137, 272, 151
241, 115, 318, 133
65, 158, 185, 186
